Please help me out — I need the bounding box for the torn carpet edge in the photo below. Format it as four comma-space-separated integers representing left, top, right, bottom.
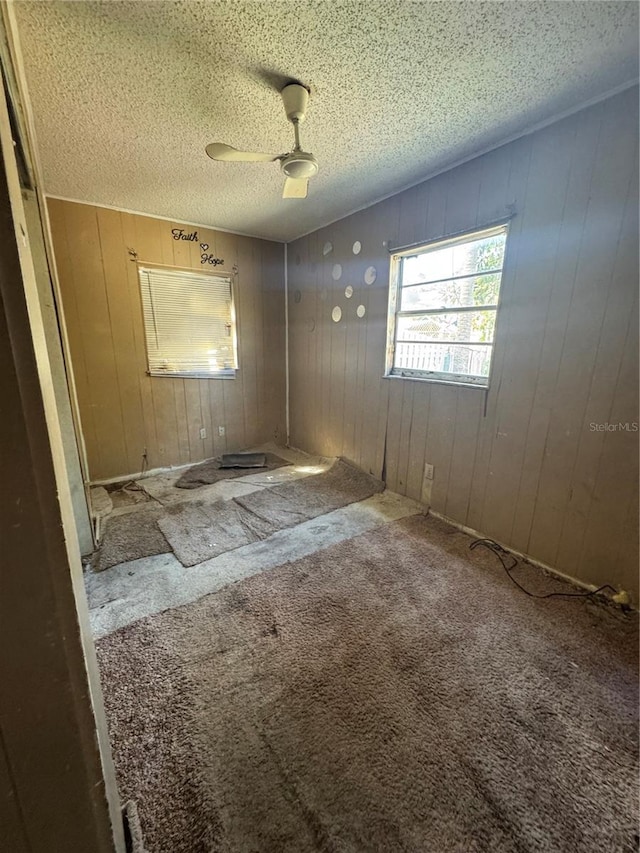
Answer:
123, 800, 148, 853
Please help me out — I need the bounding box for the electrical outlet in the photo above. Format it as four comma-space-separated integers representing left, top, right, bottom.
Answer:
218, 426, 225, 437
421, 463, 434, 507
199, 427, 206, 440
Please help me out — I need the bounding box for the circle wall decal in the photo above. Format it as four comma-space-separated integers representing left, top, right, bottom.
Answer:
364, 266, 377, 285
331, 306, 342, 322
332, 263, 342, 281
356, 304, 366, 318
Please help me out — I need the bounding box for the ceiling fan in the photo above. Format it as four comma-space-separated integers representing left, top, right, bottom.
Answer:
205, 83, 318, 199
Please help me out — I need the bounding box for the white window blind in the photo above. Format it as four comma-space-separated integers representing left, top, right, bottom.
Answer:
139, 266, 238, 377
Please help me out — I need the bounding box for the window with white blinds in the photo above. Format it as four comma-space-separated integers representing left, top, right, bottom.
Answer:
138, 266, 238, 377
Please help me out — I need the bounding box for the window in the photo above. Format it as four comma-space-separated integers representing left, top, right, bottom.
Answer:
386, 223, 509, 387
139, 265, 238, 378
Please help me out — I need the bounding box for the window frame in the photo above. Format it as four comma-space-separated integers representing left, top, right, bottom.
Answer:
385, 222, 510, 389
138, 263, 239, 380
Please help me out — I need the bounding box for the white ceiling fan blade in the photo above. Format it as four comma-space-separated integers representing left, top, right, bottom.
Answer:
282, 177, 308, 199
205, 143, 279, 163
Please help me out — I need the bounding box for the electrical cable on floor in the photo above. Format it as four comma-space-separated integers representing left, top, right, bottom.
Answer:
112, 452, 148, 497
469, 538, 617, 601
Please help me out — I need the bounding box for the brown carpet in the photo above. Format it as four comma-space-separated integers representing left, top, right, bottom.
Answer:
175, 452, 288, 489
96, 515, 639, 853
93, 505, 171, 572
155, 499, 276, 567
234, 458, 383, 526
158, 459, 384, 567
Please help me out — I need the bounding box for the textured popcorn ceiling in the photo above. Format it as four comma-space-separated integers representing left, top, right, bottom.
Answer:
15, 1, 639, 242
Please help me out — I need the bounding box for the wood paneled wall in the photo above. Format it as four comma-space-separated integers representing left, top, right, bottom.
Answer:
48, 199, 286, 481
288, 87, 639, 597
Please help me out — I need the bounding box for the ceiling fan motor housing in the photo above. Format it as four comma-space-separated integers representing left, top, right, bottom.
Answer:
280, 151, 319, 179
281, 82, 310, 123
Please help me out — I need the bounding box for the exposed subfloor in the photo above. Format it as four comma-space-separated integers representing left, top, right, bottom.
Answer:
86, 444, 424, 638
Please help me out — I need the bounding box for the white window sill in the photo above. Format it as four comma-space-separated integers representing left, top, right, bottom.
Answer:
383, 372, 488, 390
147, 370, 237, 380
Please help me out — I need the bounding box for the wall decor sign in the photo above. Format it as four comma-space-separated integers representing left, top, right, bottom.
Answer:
170, 228, 223, 265
201, 253, 225, 266
171, 228, 199, 241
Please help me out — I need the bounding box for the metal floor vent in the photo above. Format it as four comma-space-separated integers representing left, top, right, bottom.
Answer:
219, 452, 267, 469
